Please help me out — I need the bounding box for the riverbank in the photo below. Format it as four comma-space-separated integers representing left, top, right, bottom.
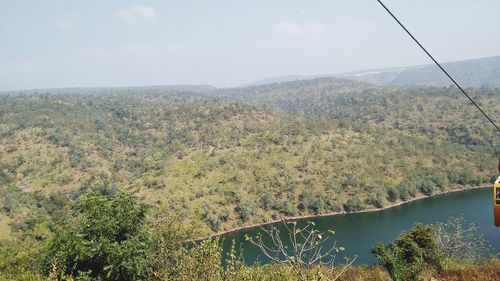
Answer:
191, 184, 492, 242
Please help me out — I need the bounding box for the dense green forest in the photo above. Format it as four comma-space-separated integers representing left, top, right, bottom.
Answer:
1, 79, 498, 240
221, 78, 498, 145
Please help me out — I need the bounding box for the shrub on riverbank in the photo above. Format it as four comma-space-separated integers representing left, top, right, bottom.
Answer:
372, 224, 444, 281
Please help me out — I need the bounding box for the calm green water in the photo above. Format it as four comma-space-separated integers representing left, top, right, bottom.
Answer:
221, 188, 499, 265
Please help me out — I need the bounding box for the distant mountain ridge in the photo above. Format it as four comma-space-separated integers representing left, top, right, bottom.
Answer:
0, 84, 217, 95
3, 56, 499, 94
244, 56, 500, 88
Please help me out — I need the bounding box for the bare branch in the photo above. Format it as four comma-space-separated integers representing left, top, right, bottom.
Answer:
247, 220, 355, 280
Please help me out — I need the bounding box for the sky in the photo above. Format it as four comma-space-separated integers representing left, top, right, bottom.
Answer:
1, 0, 500, 90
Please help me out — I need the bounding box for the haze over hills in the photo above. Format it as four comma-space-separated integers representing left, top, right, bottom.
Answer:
0, 84, 217, 95
244, 56, 500, 88
3, 56, 499, 94
1, 62, 499, 281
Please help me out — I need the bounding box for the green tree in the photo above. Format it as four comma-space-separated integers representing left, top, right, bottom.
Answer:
298, 191, 326, 213
176, 238, 223, 281
47, 191, 152, 280
372, 224, 443, 281
3, 192, 19, 214
343, 198, 364, 212
235, 201, 255, 222
365, 193, 385, 208
387, 187, 399, 203
419, 179, 436, 196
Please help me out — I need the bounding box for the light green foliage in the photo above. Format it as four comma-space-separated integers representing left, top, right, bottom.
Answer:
47, 192, 152, 280
164, 238, 224, 281
372, 224, 444, 281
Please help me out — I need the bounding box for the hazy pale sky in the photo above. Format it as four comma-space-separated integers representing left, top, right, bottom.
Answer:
1, 0, 500, 90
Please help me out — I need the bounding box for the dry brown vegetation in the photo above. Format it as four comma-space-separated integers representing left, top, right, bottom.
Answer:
438, 259, 500, 281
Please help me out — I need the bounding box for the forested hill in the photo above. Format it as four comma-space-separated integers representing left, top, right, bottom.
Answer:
245, 56, 500, 88
1, 79, 499, 237
221, 77, 498, 146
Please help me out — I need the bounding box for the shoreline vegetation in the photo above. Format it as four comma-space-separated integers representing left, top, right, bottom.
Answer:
191, 184, 492, 242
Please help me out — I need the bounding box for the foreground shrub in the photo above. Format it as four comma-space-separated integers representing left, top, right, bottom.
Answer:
167, 238, 223, 281
372, 224, 444, 281
47, 192, 152, 280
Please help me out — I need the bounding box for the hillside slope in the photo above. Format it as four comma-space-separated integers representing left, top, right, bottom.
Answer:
1, 82, 498, 235
223, 77, 499, 146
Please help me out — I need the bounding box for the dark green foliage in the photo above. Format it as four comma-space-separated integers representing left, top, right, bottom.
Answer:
448, 168, 481, 186
372, 224, 444, 281
343, 199, 364, 212
428, 174, 449, 191
342, 174, 360, 188
419, 179, 437, 196
397, 181, 418, 201
235, 201, 255, 222
260, 192, 277, 210
47, 192, 152, 280
298, 191, 326, 213
279, 201, 299, 216
398, 186, 412, 202
365, 193, 385, 208
387, 187, 399, 203
0, 167, 9, 185
490, 175, 499, 184
203, 205, 225, 231
2, 192, 19, 214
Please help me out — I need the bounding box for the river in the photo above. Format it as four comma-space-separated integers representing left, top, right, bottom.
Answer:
220, 187, 499, 265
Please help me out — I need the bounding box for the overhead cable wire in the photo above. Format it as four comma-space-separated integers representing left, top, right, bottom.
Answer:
376, 0, 500, 135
